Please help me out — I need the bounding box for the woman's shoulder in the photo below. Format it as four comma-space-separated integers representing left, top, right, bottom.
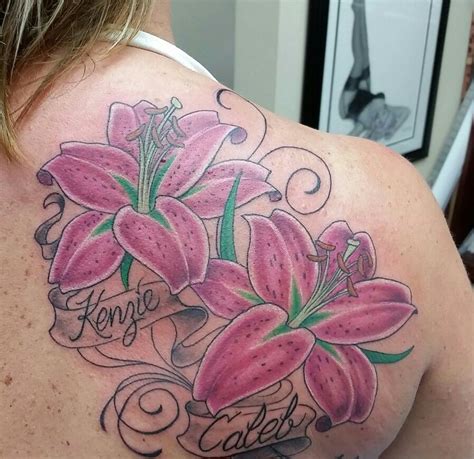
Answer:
1, 47, 472, 458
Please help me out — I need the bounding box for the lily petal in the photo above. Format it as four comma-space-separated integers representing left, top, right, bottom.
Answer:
159, 112, 246, 197
107, 102, 140, 159
311, 278, 416, 344
245, 215, 292, 310
304, 343, 376, 427
60, 142, 139, 183
270, 210, 319, 306
182, 160, 277, 219
114, 197, 209, 293
304, 342, 355, 425
40, 142, 138, 212
192, 259, 259, 319
245, 211, 317, 313
343, 345, 377, 423
177, 110, 245, 142
50, 211, 124, 292
193, 304, 315, 415
317, 221, 376, 284
157, 197, 209, 284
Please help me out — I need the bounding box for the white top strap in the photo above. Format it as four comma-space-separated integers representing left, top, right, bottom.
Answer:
128, 31, 218, 82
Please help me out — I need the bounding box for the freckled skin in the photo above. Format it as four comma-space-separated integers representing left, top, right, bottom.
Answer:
0, 40, 472, 459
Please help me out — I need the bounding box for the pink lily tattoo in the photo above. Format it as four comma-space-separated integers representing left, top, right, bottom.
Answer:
192, 211, 417, 429
37, 98, 276, 293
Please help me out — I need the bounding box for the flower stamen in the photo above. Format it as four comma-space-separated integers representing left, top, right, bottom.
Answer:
135, 97, 184, 214
347, 277, 358, 297
126, 124, 146, 141
166, 131, 185, 148
357, 255, 366, 276
342, 238, 360, 261
316, 240, 336, 251
144, 106, 168, 115
171, 116, 186, 137
337, 252, 350, 274
307, 254, 327, 263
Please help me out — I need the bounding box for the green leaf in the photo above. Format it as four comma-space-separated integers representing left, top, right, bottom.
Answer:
360, 346, 414, 364
114, 175, 138, 208
179, 183, 205, 200
92, 216, 114, 236
264, 322, 293, 341
218, 173, 242, 262
289, 279, 302, 320
300, 311, 331, 328
120, 253, 133, 290
237, 289, 263, 305
150, 209, 171, 229
148, 155, 176, 209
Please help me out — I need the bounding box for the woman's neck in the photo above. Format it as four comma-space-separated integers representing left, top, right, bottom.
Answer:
142, 0, 175, 44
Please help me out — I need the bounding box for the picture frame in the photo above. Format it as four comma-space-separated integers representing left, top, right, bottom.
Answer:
301, 0, 450, 161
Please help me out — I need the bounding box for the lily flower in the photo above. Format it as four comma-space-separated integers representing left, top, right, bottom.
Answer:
38, 99, 276, 293
192, 210, 416, 429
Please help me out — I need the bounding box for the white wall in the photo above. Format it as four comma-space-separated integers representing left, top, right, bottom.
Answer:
414, 0, 472, 179
234, 0, 308, 121
173, 0, 308, 122
172, 0, 472, 181
172, 0, 236, 88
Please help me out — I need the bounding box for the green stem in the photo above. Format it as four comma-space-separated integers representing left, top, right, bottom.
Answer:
137, 138, 149, 213
136, 97, 183, 214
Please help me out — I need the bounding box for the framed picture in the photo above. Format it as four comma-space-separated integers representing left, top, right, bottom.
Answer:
301, 0, 450, 160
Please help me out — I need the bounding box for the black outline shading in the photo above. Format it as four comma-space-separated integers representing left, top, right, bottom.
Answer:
34, 96, 417, 458
258, 146, 332, 214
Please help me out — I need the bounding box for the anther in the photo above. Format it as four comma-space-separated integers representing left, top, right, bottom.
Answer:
357, 255, 366, 276
347, 277, 358, 297
171, 116, 186, 138
365, 253, 374, 269
166, 132, 185, 148
307, 254, 328, 263
316, 240, 336, 251
125, 124, 146, 141
337, 252, 350, 274
144, 106, 168, 115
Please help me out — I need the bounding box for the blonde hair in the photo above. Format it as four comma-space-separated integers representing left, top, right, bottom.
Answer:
0, 0, 152, 162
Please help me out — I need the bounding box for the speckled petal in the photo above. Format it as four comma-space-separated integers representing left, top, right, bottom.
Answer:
304, 343, 377, 426
114, 197, 208, 293
192, 259, 259, 319
50, 211, 124, 292
193, 304, 315, 415
270, 210, 319, 306
317, 221, 376, 286
244, 215, 293, 311
182, 160, 276, 219
107, 102, 140, 159
40, 142, 138, 212
159, 111, 246, 197
310, 278, 416, 344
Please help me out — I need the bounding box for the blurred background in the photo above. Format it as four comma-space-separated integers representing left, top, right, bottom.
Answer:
172, 0, 474, 280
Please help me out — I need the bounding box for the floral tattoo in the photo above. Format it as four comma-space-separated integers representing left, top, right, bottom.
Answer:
35, 89, 417, 457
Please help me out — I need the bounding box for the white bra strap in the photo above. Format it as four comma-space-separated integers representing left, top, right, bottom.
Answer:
128, 31, 218, 82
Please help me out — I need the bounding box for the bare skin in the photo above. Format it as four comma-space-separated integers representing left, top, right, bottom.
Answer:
0, 5, 472, 458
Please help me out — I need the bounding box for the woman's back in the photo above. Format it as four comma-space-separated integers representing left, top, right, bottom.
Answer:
0, 37, 472, 458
